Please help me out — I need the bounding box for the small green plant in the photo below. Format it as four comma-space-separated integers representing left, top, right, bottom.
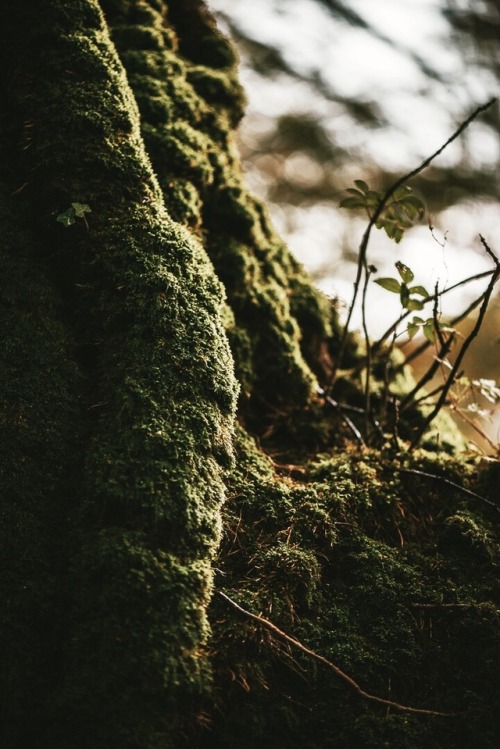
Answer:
56, 202, 91, 228
326, 101, 500, 455
340, 181, 424, 243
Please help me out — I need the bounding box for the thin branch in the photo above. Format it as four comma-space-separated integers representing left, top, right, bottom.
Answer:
316, 385, 365, 446
400, 335, 455, 411
433, 282, 446, 349
374, 269, 493, 357
397, 468, 499, 514
410, 242, 500, 450
401, 288, 488, 369
217, 590, 454, 717
361, 265, 374, 433
330, 98, 496, 386
411, 603, 493, 610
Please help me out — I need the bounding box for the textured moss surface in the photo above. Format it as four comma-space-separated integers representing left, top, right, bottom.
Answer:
0, 2, 497, 748
0, 1, 237, 745
206, 431, 499, 749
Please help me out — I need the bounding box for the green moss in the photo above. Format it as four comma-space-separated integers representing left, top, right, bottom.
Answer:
0, 2, 497, 748
103, 0, 336, 423
0, 1, 238, 745
204, 435, 499, 748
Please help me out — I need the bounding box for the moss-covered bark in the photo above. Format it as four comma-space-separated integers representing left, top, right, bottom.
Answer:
0, 2, 498, 748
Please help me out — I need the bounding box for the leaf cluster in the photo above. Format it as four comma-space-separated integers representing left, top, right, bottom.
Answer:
56, 202, 91, 228
340, 181, 424, 243
374, 261, 433, 341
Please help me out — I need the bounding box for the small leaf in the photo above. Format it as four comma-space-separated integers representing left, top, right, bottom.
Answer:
346, 188, 365, 196
339, 196, 366, 209
395, 261, 414, 284
71, 202, 91, 217
400, 284, 410, 307
412, 316, 425, 325
354, 179, 369, 193
56, 208, 76, 226
374, 277, 401, 294
407, 322, 419, 340
423, 322, 435, 343
408, 285, 429, 298
366, 189, 382, 205
406, 299, 425, 311
394, 185, 412, 200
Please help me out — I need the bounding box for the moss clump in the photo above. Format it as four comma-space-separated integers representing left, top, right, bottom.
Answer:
0, 1, 237, 746
104, 0, 337, 424
204, 436, 499, 749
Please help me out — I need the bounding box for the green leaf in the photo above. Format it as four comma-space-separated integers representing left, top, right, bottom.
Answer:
406, 299, 425, 311
374, 277, 401, 294
400, 284, 410, 307
366, 189, 381, 205
345, 188, 365, 196
423, 322, 435, 343
412, 316, 425, 325
71, 202, 91, 217
395, 261, 414, 284
354, 179, 369, 193
339, 196, 366, 209
393, 185, 412, 200
56, 208, 76, 227
408, 285, 429, 298
407, 322, 419, 340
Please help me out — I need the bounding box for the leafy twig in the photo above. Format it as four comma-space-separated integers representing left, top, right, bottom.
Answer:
374, 269, 493, 357
401, 288, 488, 369
329, 98, 496, 389
217, 590, 455, 716
409, 241, 500, 450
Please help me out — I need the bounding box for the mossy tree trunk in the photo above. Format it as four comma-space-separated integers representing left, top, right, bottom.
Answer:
0, 2, 498, 749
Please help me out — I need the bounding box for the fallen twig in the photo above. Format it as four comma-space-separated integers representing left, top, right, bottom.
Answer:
218, 590, 455, 717
396, 468, 499, 514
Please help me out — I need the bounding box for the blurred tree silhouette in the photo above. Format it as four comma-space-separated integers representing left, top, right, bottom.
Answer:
211, 0, 499, 226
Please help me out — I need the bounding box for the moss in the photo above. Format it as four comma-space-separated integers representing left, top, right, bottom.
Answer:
0, 2, 497, 748
0, 1, 237, 746
103, 0, 336, 424
204, 436, 499, 748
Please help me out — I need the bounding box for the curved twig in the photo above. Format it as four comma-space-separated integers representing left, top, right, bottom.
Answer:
396, 468, 499, 514
218, 590, 455, 717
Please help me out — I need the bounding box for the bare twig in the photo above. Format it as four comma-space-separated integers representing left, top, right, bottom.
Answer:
400, 335, 455, 411
329, 98, 496, 388
409, 241, 500, 450
316, 385, 365, 446
217, 590, 454, 716
361, 265, 375, 433
397, 468, 499, 514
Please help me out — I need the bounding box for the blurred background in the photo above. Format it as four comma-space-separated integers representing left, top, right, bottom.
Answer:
209, 0, 500, 453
